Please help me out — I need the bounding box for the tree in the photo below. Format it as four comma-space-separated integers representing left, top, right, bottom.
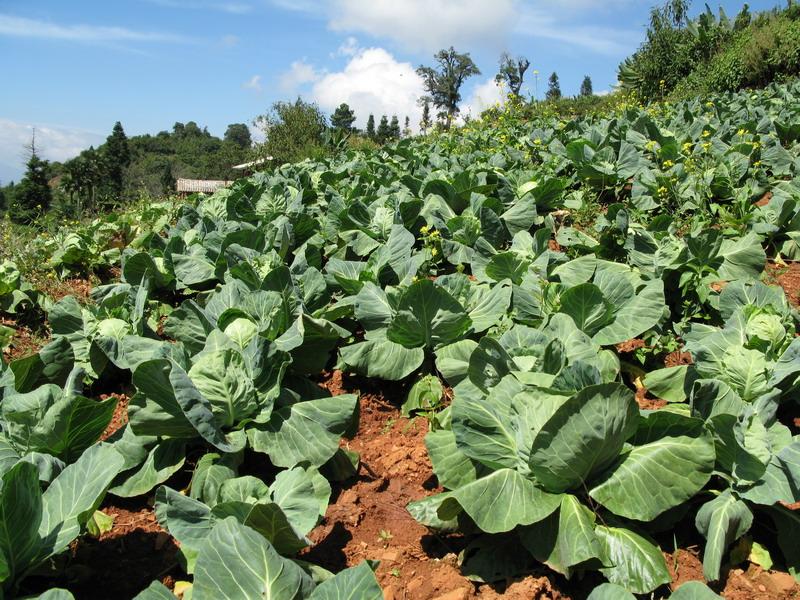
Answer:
331, 103, 357, 132
734, 3, 751, 30
253, 98, 328, 164
403, 116, 411, 137
366, 114, 376, 139
224, 123, 252, 149
389, 116, 401, 140
376, 115, 391, 144
161, 161, 176, 195
416, 47, 481, 129
495, 52, 530, 97
419, 99, 432, 134
103, 121, 130, 200
580, 75, 594, 97
546, 72, 562, 101
12, 134, 52, 224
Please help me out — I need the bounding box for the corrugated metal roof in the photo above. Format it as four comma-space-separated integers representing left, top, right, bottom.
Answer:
176, 178, 232, 193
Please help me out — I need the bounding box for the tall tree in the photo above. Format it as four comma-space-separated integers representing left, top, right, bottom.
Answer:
253, 98, 328, 165
580, 75, 594, 97
416, 47, 481, 129
495, 52, 530, 97
366, 114, 376, 139
12, 133, 52, 224
224, 123, 252, 148
546, 72, 562, 101
389, 115, 401, 140
419, 99, 432, 134
330, 103, 357, 132
403, 116, 411, 137
376, 115, 391, 144
161, 161, 176, 195
104, 121, 130, 199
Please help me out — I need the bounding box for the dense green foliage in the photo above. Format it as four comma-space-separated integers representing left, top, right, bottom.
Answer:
417, 47, 481, 129
620, 0, 800, 100
10, 149, 52, 224
2, 73, 800, 598
496, 53, 531, 98
254, 98, 329, 165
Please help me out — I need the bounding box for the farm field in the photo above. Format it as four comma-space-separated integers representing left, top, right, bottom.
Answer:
2, 80, 800, 600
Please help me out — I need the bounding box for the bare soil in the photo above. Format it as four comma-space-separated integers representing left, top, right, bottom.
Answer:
766, 261, 800, 307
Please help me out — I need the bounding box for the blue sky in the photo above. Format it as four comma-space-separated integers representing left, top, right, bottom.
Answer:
0, 0, 781, 182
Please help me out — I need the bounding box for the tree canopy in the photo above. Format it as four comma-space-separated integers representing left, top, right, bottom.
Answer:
496, 53, 530, 97
417, 47, 481, 129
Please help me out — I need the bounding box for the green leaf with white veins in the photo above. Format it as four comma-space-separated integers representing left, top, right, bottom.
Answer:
39, 443, 125, 559
440, 469, 561, 533
248, 395, 358, 468
529, 383, 638, 493
558, 283, 613, 337
695, 491, 753, 582
387, 279, 471, 349
520, 494, 607, 575
590, 427, 715, 521
308, 560, 383, 600
338, 339, 424, 381
595, 525, 670, 594
188, 349, 257, 429
192, 518, 314, 600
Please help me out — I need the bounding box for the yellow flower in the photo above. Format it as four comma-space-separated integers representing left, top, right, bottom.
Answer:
658, 186, 668, 195
753, 160, 762, 167
702, 142, 712, 151
702, 130, 710, 138
431, 248, 438, 257
420, 225, 429, 234
534, 138, 542, 145
737, 129, 746, 136
663, 160, 675, 168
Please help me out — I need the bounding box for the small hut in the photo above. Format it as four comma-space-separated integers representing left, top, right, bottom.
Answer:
175, 178, 232, 196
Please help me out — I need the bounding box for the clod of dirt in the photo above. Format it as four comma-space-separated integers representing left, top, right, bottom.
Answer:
766, 262, 800, 308
100, 393, 130, 441
665, 350, 693, 368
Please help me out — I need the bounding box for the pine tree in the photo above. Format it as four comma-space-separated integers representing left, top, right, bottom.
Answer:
331, 103, 357, 132
376, 115, 391, 144
366, 114, 376, 139
104, 121, 130, 200
12, 133, 52, 224
580, 76, 593, 97
420, 99, 432, 135
389, 115, 401, 140
546, 72, 562, 101
403, 116, 411, 137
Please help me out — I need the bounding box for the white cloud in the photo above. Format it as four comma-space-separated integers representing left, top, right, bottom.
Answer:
329, 0, 516, 53
311, 47, 425, 131
335, 36, 359, 57
242, 74, 263, 92
0, 119, 104, 183
266, 0, 638, 56
278, 60, 321, 93
0, 13, 188, 44
461, 77, 504, 121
